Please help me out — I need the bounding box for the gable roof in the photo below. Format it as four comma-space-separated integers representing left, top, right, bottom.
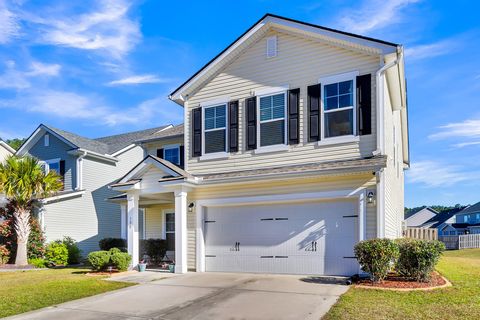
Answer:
421, 207, 465, 229
169, 13, 399, 104
404, 207, 438, 227
17, 124, 170, 157
135, 124, 184, 144
0, 139, 15, 154
405, 207, 438, 219
458, 201, 480, 215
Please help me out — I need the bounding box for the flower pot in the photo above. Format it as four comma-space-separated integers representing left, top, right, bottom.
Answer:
138, 263, 147, 272
168, 264, 175, 273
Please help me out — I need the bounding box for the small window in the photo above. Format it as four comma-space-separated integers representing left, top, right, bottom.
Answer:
44, 134, 50, 147
259, 93, 286, 147
324, 80, 354, 138
164, 212, 175, 251
476, 213, 480, 221
464, 215, 469, 223
203, 104, 227, 154
266, 36, 277, 58
41, 159, 60, 174
163, 146, 180, 165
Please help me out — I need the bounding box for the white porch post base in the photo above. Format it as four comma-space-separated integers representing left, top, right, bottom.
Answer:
127, 192, 140, 269
174, 189, 188, 273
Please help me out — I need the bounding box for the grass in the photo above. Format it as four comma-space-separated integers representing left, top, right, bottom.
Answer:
0, 268, 133, 318
324, 249, 480, 320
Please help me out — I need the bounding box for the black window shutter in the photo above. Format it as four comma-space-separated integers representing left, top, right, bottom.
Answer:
179, 146, 185, 168
192, 107, 202, 157
156, 148, 164, 159
59, 160, 65, 190
228, 100, 239, 152
357, 74, 372, 135
288, 88, 300, 145
246, 97, 257, 150
307, 84, 321, 141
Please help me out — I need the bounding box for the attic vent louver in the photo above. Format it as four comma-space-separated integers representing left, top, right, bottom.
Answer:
266, 36, 277, 58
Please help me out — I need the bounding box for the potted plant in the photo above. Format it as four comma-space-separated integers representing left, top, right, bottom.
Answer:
138, 259, 147, 272
168, 261, 175, 273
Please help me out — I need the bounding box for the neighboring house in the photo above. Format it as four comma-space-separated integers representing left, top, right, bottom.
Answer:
111, 14, 409, 276
420, 207, 465, 236
16, 124, 171, 254
0, 139, 15, 163
404, 207, 438, 227
456, 202, 480, 234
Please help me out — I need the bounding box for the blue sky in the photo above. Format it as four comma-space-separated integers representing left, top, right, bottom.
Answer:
0, 0, 479, 207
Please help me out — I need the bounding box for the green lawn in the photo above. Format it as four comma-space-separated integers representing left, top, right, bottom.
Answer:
324, 249, 480, 320
0, 268, 133, 318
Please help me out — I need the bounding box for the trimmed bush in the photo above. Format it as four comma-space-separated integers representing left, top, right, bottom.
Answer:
58, 237, 82, 265
0, 245, 9, 265
87, 250, 111, 271
99, 238, 127, 252
396, 238, 445, 282
28, 258, 47, 268
109, 248, 131, 271
45, 242, 68, 266
354, 238, 399, 282
143, 239, 167, 263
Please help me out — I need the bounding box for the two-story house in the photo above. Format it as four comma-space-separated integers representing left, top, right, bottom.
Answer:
456, 202, 480, 234
16, 124, 172, 254
111, 14, 409, 276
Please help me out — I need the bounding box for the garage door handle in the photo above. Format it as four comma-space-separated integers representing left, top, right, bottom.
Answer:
275, 256, 288, 258
261, 256, 274, 258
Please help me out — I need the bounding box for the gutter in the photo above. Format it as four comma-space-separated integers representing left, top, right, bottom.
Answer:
75, 150, 87, 190
68, 148, 118, 163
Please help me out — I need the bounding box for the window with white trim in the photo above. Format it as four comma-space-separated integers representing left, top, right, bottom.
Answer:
40, 159, 60, 174
203, 104, 227, 154
258, 92, 286, 147
163, 145, 180, 165
323, 77, 355, 138
44, 134, 50, 147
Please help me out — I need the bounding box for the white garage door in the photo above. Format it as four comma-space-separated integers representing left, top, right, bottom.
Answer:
204, 200, 359, 276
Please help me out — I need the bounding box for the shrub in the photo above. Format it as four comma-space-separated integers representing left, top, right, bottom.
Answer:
143, 239, 167, 263
45, 242, 68, 266
109, 248, 131, 271
28, 258, 47, 268
87, 250, 111, 271
396, 238, 445, 282
0, 245, 9, 265
354, 238, 399, 282
99, 238, 126, 252
56, 237, 81, 265
87, 249, 132, 271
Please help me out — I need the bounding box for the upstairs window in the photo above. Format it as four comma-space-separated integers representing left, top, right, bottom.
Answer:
259, 92, 286, 147
44, 134, 50, 147
40, 159, 60, 174
324, 79, 355, 138
163, 145, 180, 165
204, 104, 227, 154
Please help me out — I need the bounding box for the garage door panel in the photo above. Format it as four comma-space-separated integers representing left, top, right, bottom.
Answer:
204, 200, 359, 276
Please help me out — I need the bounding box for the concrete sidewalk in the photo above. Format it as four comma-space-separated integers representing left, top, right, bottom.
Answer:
5, 272, 348, 320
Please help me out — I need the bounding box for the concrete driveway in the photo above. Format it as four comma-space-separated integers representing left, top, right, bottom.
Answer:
6, 272, 349, 320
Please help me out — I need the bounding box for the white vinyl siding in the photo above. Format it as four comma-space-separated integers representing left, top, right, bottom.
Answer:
185, 29, 378, 174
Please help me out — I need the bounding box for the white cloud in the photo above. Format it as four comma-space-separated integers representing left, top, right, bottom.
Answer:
106, 74, 170, 86
407, 160, 474, 187
429, 119, 480, 148
0, 60, 61, 89
0, 0, 19, 44
336, 0, 421, 34
25, 0, 141, 59
0, 89, 182, 127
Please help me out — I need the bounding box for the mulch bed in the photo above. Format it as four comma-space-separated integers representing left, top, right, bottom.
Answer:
355, 272, 447, 289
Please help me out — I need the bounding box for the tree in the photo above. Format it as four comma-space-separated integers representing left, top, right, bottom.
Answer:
5, 138, 26, 151
0, 156, 62, 265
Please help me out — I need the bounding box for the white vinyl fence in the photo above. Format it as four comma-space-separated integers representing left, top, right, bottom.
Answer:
459, 234, 480, 250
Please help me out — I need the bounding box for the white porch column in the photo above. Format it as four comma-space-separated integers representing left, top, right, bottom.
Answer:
120, 204, 127, 239
174, 189, 188, 273
127, 192, 140, 268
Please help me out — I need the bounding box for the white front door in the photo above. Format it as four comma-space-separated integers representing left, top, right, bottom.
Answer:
204, 200, 358, 276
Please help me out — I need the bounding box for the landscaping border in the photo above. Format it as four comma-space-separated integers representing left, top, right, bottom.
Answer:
354, 275, 452, 291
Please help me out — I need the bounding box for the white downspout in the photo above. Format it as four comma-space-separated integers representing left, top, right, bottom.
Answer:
374, 46, 403, 239
76, 150, 87, 190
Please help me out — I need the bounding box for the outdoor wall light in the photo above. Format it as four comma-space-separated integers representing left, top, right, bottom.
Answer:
367, 191, 375, 204
188, 202, 195, 212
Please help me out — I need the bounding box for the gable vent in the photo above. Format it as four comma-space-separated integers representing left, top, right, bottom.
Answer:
266, 36, 277, 58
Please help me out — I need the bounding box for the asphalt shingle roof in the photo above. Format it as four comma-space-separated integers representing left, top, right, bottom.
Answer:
136, 124, 184, 143
45, 124, 169, 155
421, 207, 465, 228
459, 201, 480, 215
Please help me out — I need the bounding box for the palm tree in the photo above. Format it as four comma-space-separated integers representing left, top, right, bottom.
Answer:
0, 156, 62, 265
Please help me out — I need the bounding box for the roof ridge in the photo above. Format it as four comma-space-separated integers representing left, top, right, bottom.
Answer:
94, 125, 170, 141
